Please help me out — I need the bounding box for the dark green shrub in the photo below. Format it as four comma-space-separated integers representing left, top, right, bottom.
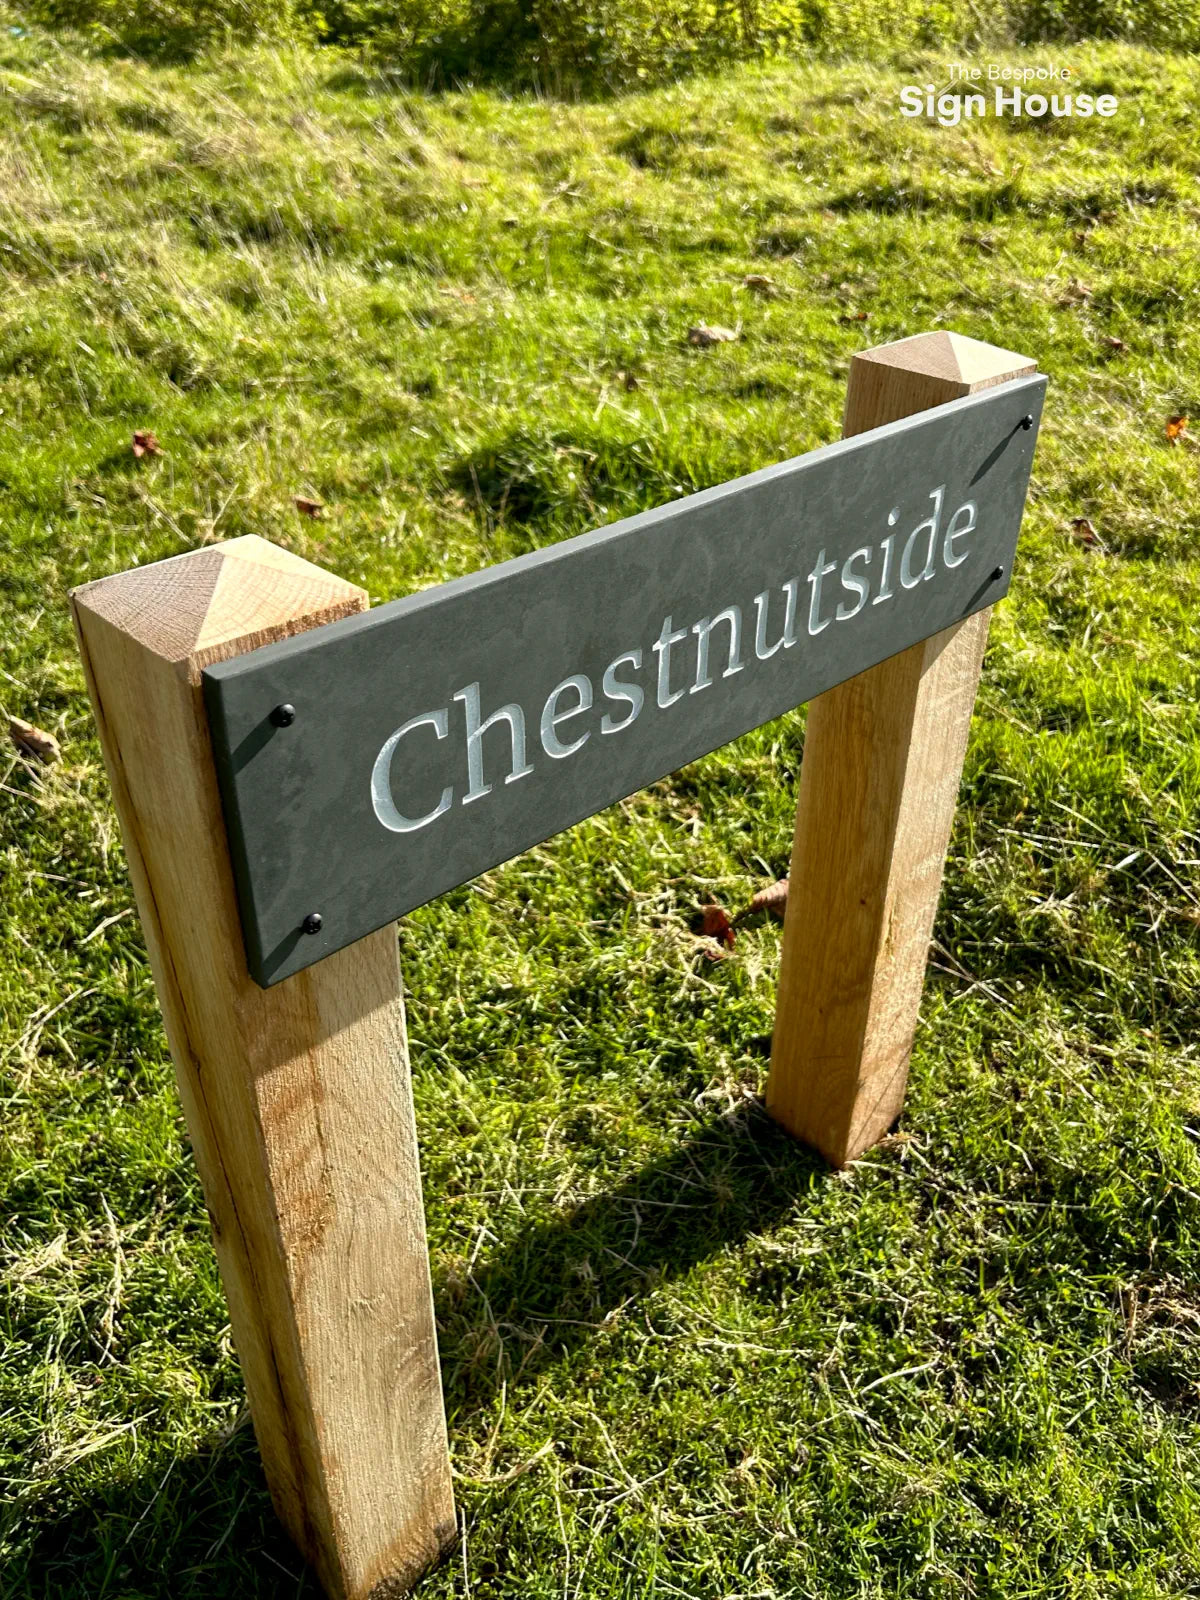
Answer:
20, 0, 302, 49
12, 0, 1199, 78
1014, 0, 1200, 46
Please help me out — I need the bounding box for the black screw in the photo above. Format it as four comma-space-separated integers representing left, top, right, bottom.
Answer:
991, 565, 1005, 581
1020, 414, 1034, 430
302, 912, 323, 936
271, 703, 297, 727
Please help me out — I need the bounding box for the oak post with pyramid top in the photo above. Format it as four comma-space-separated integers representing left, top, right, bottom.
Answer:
70, 537, 456, 1600
765, 331, 1038, 1167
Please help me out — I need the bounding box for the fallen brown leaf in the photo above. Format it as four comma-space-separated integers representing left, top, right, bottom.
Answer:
696, 903, 736, 949
294, 495, 324, 518
687, 323, 738, 347
734, 877, 789, 925
1166, 415, 1189, 445
9, 716, 60, 763
742, 273, 777, 296
1102, 335, 1127, 352
1069, 517, 1100, 546
131, 430, 161, 458
1057, 278, 1093, 307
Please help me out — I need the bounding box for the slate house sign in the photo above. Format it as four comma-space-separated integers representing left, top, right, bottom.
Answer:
204, 374, 1045, 986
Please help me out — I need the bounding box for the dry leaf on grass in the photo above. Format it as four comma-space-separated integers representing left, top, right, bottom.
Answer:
131, 430, 161, 458
1069, 517, 1101, 547
742, 273, 777, 296
1166, 415, 1189, 446
750, 876, 789, 919
9, 716, 60, 763
734, 877, 789, 925
1056, 278, 1093, 307
689, 880, 789, 963
1102, 335, 1127, 352
294, 495, 324, 518
691, 902, 739, 947
697, 903, 736, 949
687, 323, 738, 347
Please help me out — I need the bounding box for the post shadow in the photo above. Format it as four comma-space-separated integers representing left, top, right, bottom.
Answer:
8, 1421, 318, 1598
10, 1095, 825, 1595
437, 1095, 826, 1421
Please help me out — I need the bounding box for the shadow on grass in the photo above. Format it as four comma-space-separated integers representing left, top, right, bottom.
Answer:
823, 180, 1031, 218
4, 1099, 820, 1598
440, 1098, 824, 1417
2, 1421, 317, 1599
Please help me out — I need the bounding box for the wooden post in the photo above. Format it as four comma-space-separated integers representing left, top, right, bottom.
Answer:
71, 536, 456, 1600
766, 332, 1037, 1167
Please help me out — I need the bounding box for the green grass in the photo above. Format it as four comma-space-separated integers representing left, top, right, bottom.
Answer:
3, 24, 1200, 1599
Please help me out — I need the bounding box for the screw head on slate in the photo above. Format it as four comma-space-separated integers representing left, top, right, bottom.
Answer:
1020, 414, 1034, 430
301, 912, 323, 936
270, 703, 297, 727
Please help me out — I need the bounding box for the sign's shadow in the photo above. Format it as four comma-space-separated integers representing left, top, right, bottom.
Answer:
438, 1094, 826, 1419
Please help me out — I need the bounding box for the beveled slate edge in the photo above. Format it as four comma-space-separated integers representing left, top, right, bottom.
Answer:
203, 676, 267, 981
203, 373, 1046, 987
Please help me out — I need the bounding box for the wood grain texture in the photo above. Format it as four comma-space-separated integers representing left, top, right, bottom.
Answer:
71, 535, 455, 1600
766, 333, 1037, 1167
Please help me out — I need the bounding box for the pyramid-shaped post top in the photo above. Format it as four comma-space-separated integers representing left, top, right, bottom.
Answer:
854, 330, 1036, 393
71, 535, 367, 678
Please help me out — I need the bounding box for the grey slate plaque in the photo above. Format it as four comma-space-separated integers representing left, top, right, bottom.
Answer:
204, 375, 1045, 985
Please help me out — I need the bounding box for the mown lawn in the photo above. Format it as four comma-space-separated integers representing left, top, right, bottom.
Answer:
2, 25, 1200, 1599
